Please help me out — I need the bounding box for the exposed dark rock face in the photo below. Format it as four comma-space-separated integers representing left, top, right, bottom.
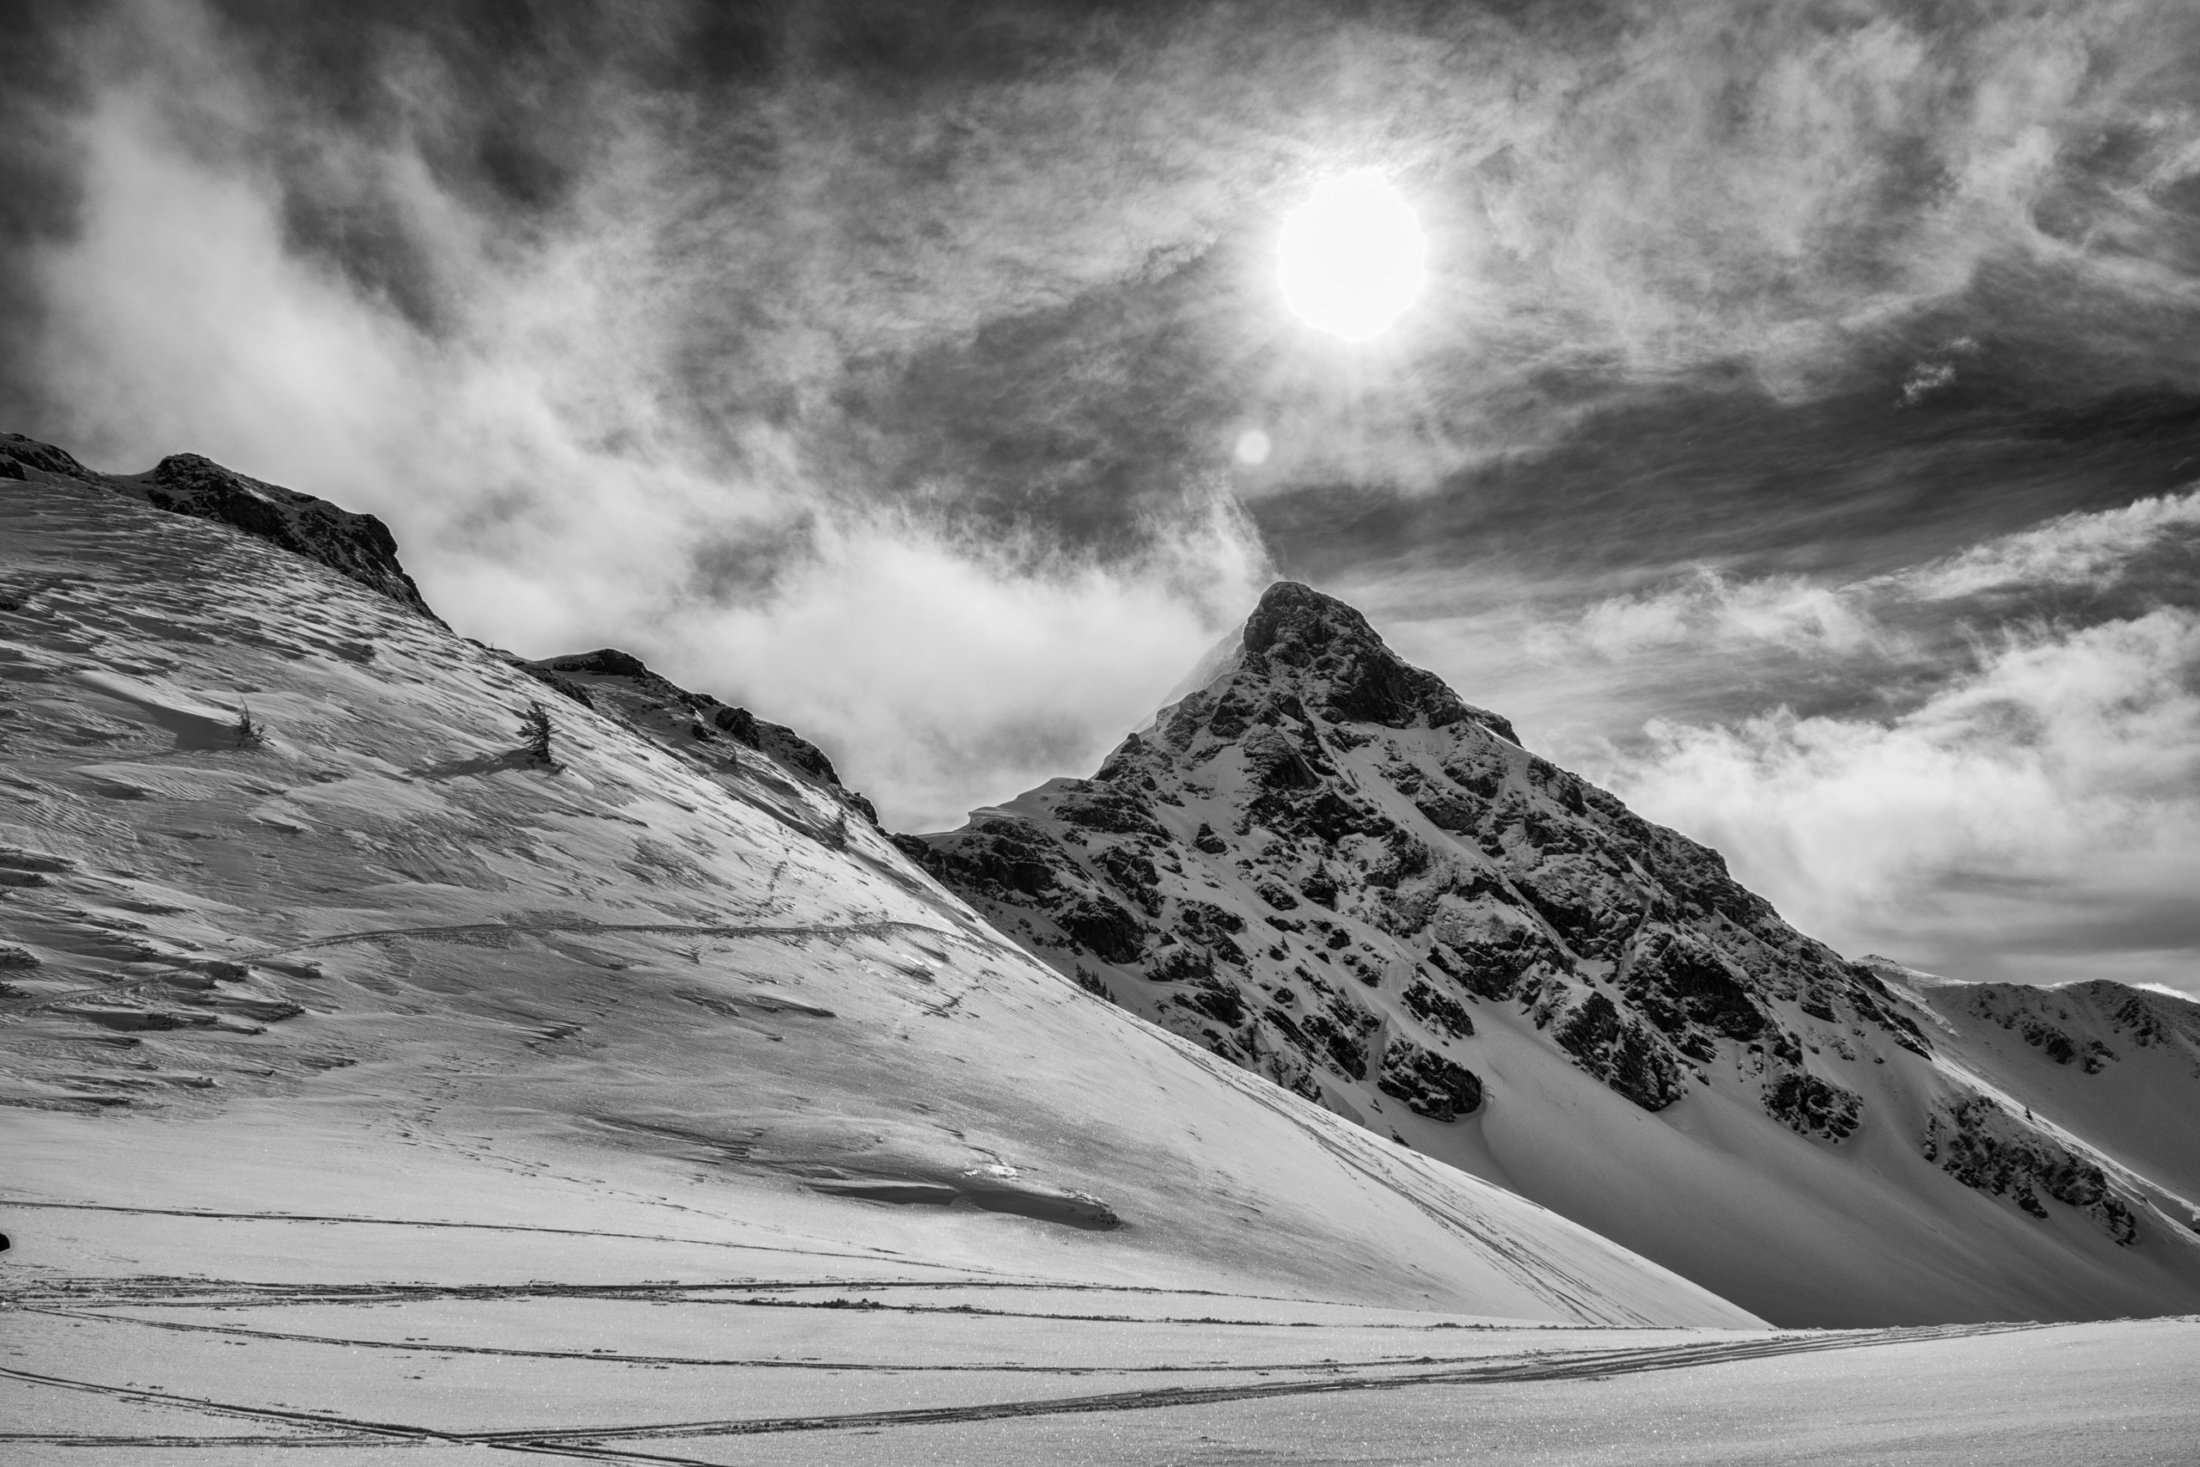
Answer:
1924, 1095, 2140, 1244
1400, 978, 1473, 1039
1764, 1071, 1864, 1142
519, 647, 880, 826
1059, 894, 1145, 965
1552, 991, 1688, 1112
2, 434, 439, 622
0, 433, 95, 482
1964, 984, 2121, 1072
1241, 581, 1519, 741
1376, 1037, 1483, 1121
1621, 931, 1766, 1041
135, 455, 436, 621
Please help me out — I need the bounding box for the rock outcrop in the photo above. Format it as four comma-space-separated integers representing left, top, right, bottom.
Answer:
3, 432, 438, 622
516, 647, 879, 825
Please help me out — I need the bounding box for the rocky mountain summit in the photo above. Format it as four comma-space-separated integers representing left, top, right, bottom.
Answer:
909, 581, 2200, 1324
1, 433, 437, 621
910, 582, 1930, 1130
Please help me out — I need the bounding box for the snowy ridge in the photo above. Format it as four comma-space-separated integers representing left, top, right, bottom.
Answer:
0, 433, 437, 622
910, 581, 2200, 1326
513, 646, 882, 827
0, 462, 1755, 1331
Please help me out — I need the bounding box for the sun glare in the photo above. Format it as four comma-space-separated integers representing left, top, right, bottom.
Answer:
1277, 172, 1427, 341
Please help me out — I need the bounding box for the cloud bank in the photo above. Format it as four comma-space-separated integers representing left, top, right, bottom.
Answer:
1608, 610, 2200, 989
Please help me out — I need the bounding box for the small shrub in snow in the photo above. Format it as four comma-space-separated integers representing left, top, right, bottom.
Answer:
233, 703, 268, 749
519, 700, 555, 765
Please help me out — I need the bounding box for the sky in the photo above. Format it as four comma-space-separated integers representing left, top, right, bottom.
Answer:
4, 0, 2198, 994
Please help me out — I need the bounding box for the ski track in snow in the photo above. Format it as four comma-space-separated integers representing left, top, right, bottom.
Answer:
0, 1320, 2046, 1452
0, 1197, 995, 1271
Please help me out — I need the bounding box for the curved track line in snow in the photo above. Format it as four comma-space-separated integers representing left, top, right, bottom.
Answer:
0, 1198, 977, 1270
1190, 1046, 1664, 1327
483, 1323, 2050, 1448
0, 1365, 446, 1447
8, 1274, 1520, 1325
0, 1324, 2049, 1455
0, 913, 973, 1016
28, 1307, 1544, 1374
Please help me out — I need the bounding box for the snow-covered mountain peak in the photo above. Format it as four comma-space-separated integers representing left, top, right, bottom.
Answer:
914, 581, 2200, 1325
1143, 580, 1519, 751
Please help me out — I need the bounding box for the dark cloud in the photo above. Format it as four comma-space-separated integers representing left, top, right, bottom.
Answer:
1258, 337, 2200, 595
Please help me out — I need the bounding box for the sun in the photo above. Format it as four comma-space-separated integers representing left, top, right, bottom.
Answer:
1277, 172, 1428, 341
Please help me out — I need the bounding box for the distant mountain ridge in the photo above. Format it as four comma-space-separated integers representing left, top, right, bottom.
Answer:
905, 580, 2200, 1325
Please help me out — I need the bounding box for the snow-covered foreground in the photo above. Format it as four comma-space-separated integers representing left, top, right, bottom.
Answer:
9, 1110, 2198, 1464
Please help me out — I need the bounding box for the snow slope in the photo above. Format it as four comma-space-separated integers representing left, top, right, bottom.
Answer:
0, 457, 1754, 1332
911, 582, 2200, 1327
1868, 958, 2200, 1219
2, 431, 434, 620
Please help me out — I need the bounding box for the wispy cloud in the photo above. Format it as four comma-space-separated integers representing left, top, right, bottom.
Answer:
1887, 488, 2200, 601
1547, 570, 1894, 661
666, 494, 1269, 831
1602, 608, 2200, 988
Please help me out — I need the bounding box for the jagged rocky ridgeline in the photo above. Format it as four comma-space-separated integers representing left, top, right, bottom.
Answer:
2, 433, 436, 621
904, 581, 2200, 1324
507, 647, 881, 827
